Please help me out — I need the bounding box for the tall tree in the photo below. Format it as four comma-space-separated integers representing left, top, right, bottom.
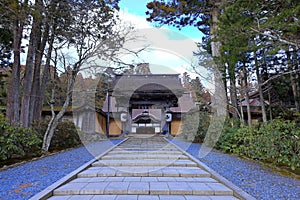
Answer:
146, 0, 227, 154
216, 0, 300, 122
21, 0, 44, 127
145, 0, 227, 112
254, 49, 268, 122
241, 63, 252, 126
41, 0, 127, 151
1, 0, 30, 124
34, 0, 80, 125
216, 3, 252, 121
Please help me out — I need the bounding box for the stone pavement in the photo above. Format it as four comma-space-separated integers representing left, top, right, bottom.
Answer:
41, 135, 251, 200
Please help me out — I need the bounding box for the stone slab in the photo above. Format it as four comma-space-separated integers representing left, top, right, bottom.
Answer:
187, 182, 214, 195
128, 182, 149, 195
167, 182, 193, 195
149, 182, 170, 195
79, 182, 109, 195
53, 183, 88, 195
104, 181, 130, 195
91, 195, 117, 200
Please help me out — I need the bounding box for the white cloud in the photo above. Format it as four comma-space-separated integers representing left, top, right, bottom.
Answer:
118, 9, 152, 29
114, 9, 216, 91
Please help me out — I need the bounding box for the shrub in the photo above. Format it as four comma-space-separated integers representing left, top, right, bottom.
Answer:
194, 111, 211, 143
181, 109, 210, 143
51, 121, 82, 150
35, 120, 82, 151
216, 119, 300, 171
0, 114, 41, 161
216, 120, 240, 153
256, 120, 300, 170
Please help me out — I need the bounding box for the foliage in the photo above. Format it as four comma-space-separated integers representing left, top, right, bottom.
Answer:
0, 71, 8, 105
35, 120, 82, 151
38, 0, 131, 151
0, 12, 13, 69
0, 114, 41, 161
215, 0, 300, 121
181, 109, 211, 143
216, 119, 300, 170
1, 0, 122, 126
220, 0, 300, 47
191, 77, 206, 103
194, 111, 211, 143
214, 119, 240, 153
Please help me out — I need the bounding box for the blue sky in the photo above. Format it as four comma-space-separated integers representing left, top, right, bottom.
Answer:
119, 0, 203, 41
117, 0, 212, 89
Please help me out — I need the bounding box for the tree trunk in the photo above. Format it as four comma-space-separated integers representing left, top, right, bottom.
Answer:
42, 64, 80, 151
200, 2, 227, 157
6, 1, 28, 124
35, 28, 55, 124
287, 50, 300, 112
29, 0, 48, 125
6, 21, 22, 124
229, 75, 239, 120
254, 52, 267, 123
221, 66, 229, 115
292, 49, 300, 80
42, 87, 56, 151
210, 4, 227, 117
292, 49, 300, 103
268, 89, 273, 120
34, 0, 59, 124
21, 8, 40, 127
29, 45, 41, 125
242, 65, 252, 127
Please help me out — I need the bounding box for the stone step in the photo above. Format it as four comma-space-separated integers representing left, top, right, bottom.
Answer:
107, 149, 180, 152
77, 166, 210, 178
115, 144, 177, 148
100, 154, 188, 160
108, 150, 183, 154
115, 144, 171, 146
114, 147, 179, 151
92, 159, 198, 167
70, 176, 219, 183
48, 195, 240, 200
53, 180, 233, 196
39, 137, 247, 200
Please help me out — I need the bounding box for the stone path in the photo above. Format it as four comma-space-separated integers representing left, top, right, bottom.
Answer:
35, 136, 253, 200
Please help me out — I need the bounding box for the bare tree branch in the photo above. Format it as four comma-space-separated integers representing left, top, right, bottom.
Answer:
260, 69, 300, 87
250, 27, 299, 48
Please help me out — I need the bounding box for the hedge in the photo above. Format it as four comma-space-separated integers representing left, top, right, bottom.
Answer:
216, 119, 300, 171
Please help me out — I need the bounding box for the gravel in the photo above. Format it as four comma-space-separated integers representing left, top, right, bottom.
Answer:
169, 139, 300, 200
0, 139, 123, 200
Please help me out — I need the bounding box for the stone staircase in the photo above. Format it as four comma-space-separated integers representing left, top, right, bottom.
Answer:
46, 136, 243, 200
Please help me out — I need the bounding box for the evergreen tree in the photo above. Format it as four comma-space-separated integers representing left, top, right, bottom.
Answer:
146, 0, 227, 118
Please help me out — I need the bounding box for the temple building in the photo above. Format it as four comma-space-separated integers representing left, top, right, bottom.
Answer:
73, 73, 195, 137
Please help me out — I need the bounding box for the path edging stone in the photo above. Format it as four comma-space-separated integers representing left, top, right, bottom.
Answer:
29, 138, 128, 200
165, 137, 257, 200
